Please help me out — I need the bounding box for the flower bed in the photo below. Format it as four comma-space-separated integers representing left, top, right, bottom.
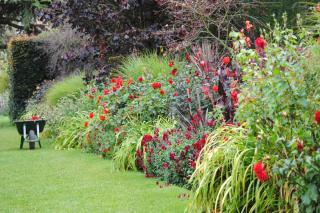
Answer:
22, 12, 320, 212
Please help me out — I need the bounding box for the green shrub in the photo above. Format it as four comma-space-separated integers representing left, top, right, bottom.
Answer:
235, 19, 320, 212
45, 75, 84, 106
7, 36, 50, 120
118, 53, 185, 80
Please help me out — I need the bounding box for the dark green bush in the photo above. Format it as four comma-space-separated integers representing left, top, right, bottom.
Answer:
8, 36, 50, 120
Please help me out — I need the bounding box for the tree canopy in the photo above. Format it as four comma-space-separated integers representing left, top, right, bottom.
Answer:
0, 0, 50, 49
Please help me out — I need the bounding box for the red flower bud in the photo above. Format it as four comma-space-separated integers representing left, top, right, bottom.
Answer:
223, 57, 231, 65
99, 115, 106, 121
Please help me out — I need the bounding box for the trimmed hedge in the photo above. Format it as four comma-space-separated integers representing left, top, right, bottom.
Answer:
8, 36, 50, 120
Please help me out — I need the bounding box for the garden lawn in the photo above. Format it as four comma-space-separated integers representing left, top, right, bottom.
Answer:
0, 116, 189, 213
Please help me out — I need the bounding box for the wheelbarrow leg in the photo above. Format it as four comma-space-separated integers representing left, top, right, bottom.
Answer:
38, 140, 42, 148
20, 136, 24, 149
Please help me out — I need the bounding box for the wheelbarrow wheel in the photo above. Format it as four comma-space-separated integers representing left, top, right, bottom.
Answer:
28, 130, 38, 150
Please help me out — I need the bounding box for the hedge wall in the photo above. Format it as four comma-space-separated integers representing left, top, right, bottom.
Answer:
8, 36, 50, 120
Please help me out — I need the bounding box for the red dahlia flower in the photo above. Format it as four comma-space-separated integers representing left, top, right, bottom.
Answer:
152, 82, 161, 89
171, 69, 178, 76
255, 37, 267, 50
231, 90, 238, 105
162, 162, 169, 169
315, 111, 320, 124
138, 76, 143, 82
168, 78, 174, 85
190, 161, 196, 169
212, 85, 219, 93
84, 121, 89, 127
103, 89, 109, 95
89, 112, 94, 119
186, 78, 190, 84
99, 115, 106, 121
141, 134, 153, 146
253, 161, 269, 182
168, 61, 174, 67
160, 89, 165, 95
103, 108, 109, 114
169, 152, 176, 160
223, 57, 231, 65
114, 127, 119, 133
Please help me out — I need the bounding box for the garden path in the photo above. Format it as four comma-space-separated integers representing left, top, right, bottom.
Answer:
0, 116, 189, 213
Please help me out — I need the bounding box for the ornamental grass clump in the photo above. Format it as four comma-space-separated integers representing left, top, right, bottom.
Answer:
188, 125, 283, 212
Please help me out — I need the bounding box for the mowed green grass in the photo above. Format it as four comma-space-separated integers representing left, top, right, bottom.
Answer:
0, 116, 189, 213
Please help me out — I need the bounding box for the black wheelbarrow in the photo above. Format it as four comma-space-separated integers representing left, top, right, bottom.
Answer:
14, 120, 46, 150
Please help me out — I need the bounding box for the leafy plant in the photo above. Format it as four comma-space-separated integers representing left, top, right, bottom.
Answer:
118, 53, 185, 80
235, 16, 320, 212
45, 75, 84, 106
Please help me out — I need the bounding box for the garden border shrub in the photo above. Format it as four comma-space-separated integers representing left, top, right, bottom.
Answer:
8, 36, 50, 120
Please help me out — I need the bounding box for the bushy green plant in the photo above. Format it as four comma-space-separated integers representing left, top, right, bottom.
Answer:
118, 53, 185, 80
45, 75, 84, 106
235, 18, 320, 212
7, 36, 50, 120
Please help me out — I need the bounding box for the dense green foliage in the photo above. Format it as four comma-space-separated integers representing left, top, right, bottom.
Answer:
7, 36, 50, 120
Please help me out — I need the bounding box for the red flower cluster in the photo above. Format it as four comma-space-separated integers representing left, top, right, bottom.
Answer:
255, 37, 267, 51
111, 76, 123, 91
103, 89, 109, 95
315, 111, 320, 124
231, 90, 238, 105
31, 116, 39, 121
171, 69, 178, 76
192, 134, 208, 151
141, 134, 153, 146
223, 56, 231, 65
253, 161, 269, 182
152, 82, 162, 89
